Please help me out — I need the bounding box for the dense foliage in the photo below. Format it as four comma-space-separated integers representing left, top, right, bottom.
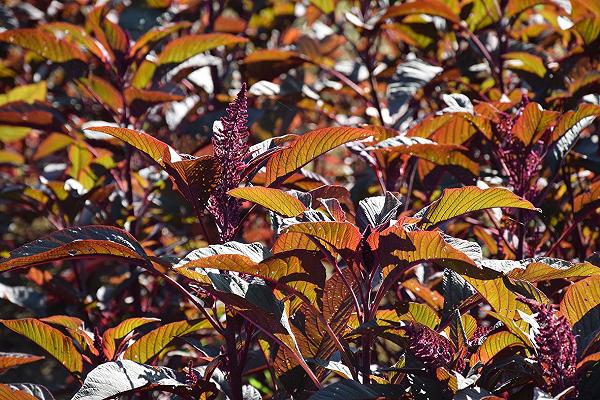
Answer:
0, 0, 599, 399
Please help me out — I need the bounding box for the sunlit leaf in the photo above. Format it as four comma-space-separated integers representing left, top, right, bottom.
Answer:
0, 225, 148, 272
416, 186, 537, 228
396, 302, 440, 330
0, 318, 82, 374
129, 22, 191, 58
102, 318, 159, 360
72, 360, 215, 400
228, 187, 308, 217
471, 332, 524, 365
0, 29, 87, 62
264, 127, 373, 185
560, 275, 600, 351
286, 221, 362, 256
80, 76, 123, 114
0, 352, 44, 372
0, 82, 47, 106
379, 0, 460, 24
0, 384, 39, 400
157, 33, 248, 64
123, 320, 207, 363
511, 102, 558, 145
503, 52, 547, 78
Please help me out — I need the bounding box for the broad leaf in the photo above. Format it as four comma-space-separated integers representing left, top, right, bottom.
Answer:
228, 187, 308, 217
0, 318, 82, 375
102, 318, 159, 360
0, 29, 88, 62
264, 127, 373, 185
512, 102, 557, 145
560, 275, 600, 351
123, 320, 207, 363
71, 360, 214, 400
157, 33, 248, 64
379, 0, 460, 24
285, 221, 362, 256
0, 225, 147, 272
416, 186, 537, 228
471, 331, 524, 364
356, 192, 402, 231
310, 380, 403, 399
129, 22, 191, 58
0, 352, 44, 372
550, 103, 600, 162
0, 225, 148, 272
503, 52, 546, 77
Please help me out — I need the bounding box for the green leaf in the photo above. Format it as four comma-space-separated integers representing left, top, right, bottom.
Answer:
228, 187, 308, 217
264, 127, 373, 185
396, 302, 440, 330
102, 318, 159, 360
123, 320, 207, 364
309, 0, 335, 14
0, 318, 82, 375
471, 331, 524, 365
0, 28, 88, 62
0, 225, 148, 272
416, 186, 537, 228
0, 82, 47, 106
503, 52, 547, 78
157, 33, 248, 64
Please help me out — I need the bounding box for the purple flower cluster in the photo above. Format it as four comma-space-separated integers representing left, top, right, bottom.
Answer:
494, 104, 546, 201
207, 83, 250, 243
404, 323, 454, 369
519, 297, 578, 395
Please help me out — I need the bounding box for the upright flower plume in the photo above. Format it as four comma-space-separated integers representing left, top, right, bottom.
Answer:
404, 323, 454, 370
208, 83, 250, 242
519, 297, 578, 396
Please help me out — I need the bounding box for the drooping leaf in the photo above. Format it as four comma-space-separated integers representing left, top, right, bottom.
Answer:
0, 225, 148, 272
228, 187, 308, 217
264, 127, 373, 185
356, 192, 402, 231
157, 33, 248, 64
550, 103, 600, 162
102, 318, 159, 360
71, 360, 215, 400
416, 186, 537, 228
123, 320, 207, 364
0, 29, 88, 62
471, 332, 524, 365
0, 352, 44, 372
560, 275, 600, 351
79, 76, 123, 114
0, 318, 82, 375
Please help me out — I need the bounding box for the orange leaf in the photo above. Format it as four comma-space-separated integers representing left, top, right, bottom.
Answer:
157, 33, 248, 64
0, 28, 88, 62
264, 127, 373, 185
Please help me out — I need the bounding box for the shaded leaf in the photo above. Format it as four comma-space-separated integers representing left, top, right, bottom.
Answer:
309, 380, 402, 399
356, 192, 402, 231
0, 225, 148, 272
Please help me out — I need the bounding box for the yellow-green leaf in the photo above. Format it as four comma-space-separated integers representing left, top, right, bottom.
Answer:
379, 0, 460, 24
103, 317, 159, 360
0, 28, 88, 62
123, 320, 207, 363
157, 33, 248, 65
264, 127, 373, 185
228, 187, 307, 217
471, 331, 524, 365
0, 318, 82, 374
418, 186, 537, 227
503, 52, 547, 78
